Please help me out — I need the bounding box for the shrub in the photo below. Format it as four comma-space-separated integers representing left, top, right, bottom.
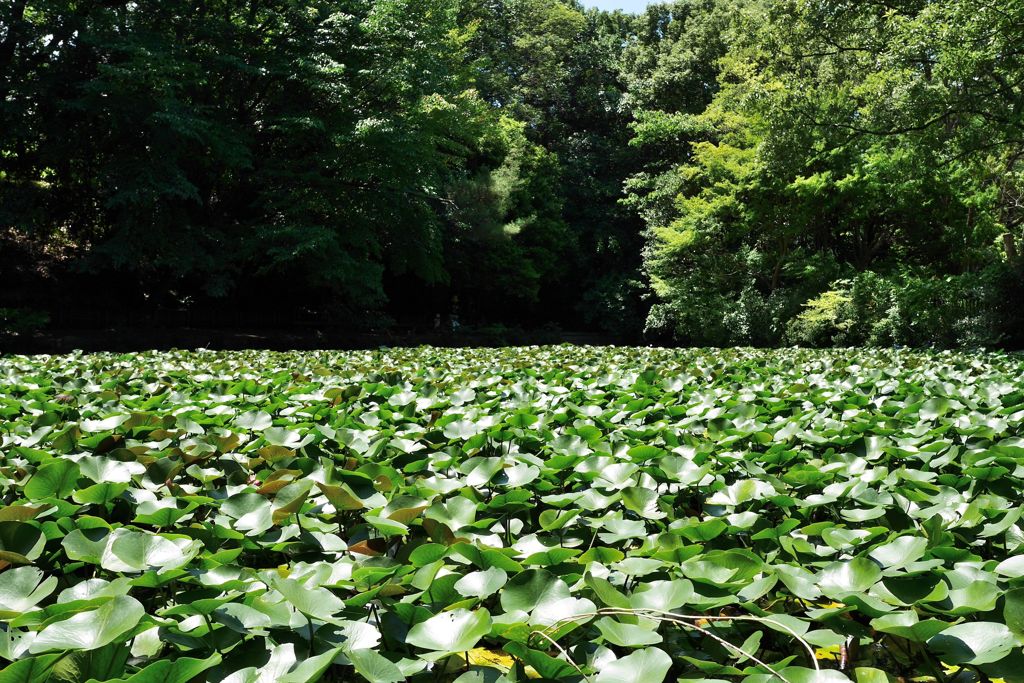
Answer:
0, 308, 49, 336
787, 267, 1013, 348
785, 284, 855, 347
721, 287, 793, 347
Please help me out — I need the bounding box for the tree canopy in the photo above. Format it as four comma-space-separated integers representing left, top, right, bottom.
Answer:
2, 0, 1022, 347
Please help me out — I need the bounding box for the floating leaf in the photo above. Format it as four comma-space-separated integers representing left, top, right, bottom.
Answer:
406, 609, 491, 653
346, 649, 405, 683
25, 460, 80, 501
272, 576, 344, 621
594, 647, 672, 683
30, 596, 145, 653
927, 621, 1015, 665
0, 567, 57, 618
455, 567, 507, 599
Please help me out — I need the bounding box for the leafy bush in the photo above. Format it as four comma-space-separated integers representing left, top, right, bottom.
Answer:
579, 273, 648, 339
721, 286, 794, 347
785, 286, 854, 347
787, 268, 1014, 348
785, 282, 859, 347
0, 307, 49, 336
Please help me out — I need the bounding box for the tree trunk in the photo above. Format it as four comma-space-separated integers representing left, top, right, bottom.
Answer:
1004, 232, 1018, 266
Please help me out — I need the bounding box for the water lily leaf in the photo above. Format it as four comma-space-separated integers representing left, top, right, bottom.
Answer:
522, 547, 579, 567
80, 415, 129, 433
868, 536, 928, 569
946, 580, 999, 614
621, 487, 665, 519
86, 654, 221, 683
318, 482, 369, 511
272, 576, 344, 621
409, 543, 448, 567
62, 526, 112, 565
236, 411, 273, 431
364, 515, 409, 537
595, 617, 663, 646
406, 608, 491, 653
271, 480, 313, 524
384, 496, 429, 524
263, 427, 301, 448
996, 555, 1024, 578
133, 499, 193, 527
707, 479, 775, 506
73, 483, 129, 506
0, 654, 63, 682
585, 574, 631, 609
455, 567, 507, 599
530, 596, 595, 629
6, 340, 1024, 682
1004, 587, 1024, 639
0, 522, 46, 563
279, 646, 343, 683
331, 620, 382, 653
919, 398, 951, 420
0, 505, 52, 523
594, 646, 672, 683
500, 570, 569, 614
927, 621, 1015, 665
0, 567, 57, 618
870, 611, 948, 642
626, 445, 664, 462
347, 649, 405, 683
214, 603, 273, 634
819, 557, 881, 596
221, 643, 339, 683
771, 564, 822, 601
49, 643, 130, 682
747, 668, 852, 683
77, 457, 142, 484
629, 580, 694, 610
853, 668, 896, 683
579, 547, 625, 565
443, 420, 481, 440
451, 669, 505, 683
25, 460, 80, 501
222, 492, 273, 535
100, 528, 202, 574
504, 642, 577, 679
29, 596, 145, 653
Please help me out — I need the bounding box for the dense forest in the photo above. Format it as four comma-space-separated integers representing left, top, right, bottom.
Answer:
1, 0, 1022, 348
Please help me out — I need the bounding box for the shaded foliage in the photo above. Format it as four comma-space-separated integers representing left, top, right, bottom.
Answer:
2, 0, 1022, 346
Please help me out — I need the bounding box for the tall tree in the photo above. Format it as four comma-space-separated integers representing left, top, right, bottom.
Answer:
631, 0, 1024, 347
0, 0, 497, 314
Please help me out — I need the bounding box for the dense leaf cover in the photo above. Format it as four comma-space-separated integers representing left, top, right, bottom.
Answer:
5, 1, 1023, 346
2, 346, 1024, 681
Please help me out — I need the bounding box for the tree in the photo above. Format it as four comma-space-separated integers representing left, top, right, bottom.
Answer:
0, 0, 499, 314
631, 0, 1024, 347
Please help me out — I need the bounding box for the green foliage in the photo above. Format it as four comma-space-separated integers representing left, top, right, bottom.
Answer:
444, 118, 574, 315
0, 0, 534, 310
1, 346, 1024, 680
0, 0, 649, 333
630, 0, 1024, 347
786, 267, 1021, 348
0, 310, 48, 337
787, 286, 855, 348
2, 0, 1023, 343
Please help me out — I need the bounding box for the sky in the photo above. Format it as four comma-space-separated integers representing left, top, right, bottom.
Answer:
579, 0, 650, 12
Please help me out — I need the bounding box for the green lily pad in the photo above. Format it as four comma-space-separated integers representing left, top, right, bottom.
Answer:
405, 608, 492, 653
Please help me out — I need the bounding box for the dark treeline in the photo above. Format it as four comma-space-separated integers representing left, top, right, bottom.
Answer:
2, 0, 1022, 347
